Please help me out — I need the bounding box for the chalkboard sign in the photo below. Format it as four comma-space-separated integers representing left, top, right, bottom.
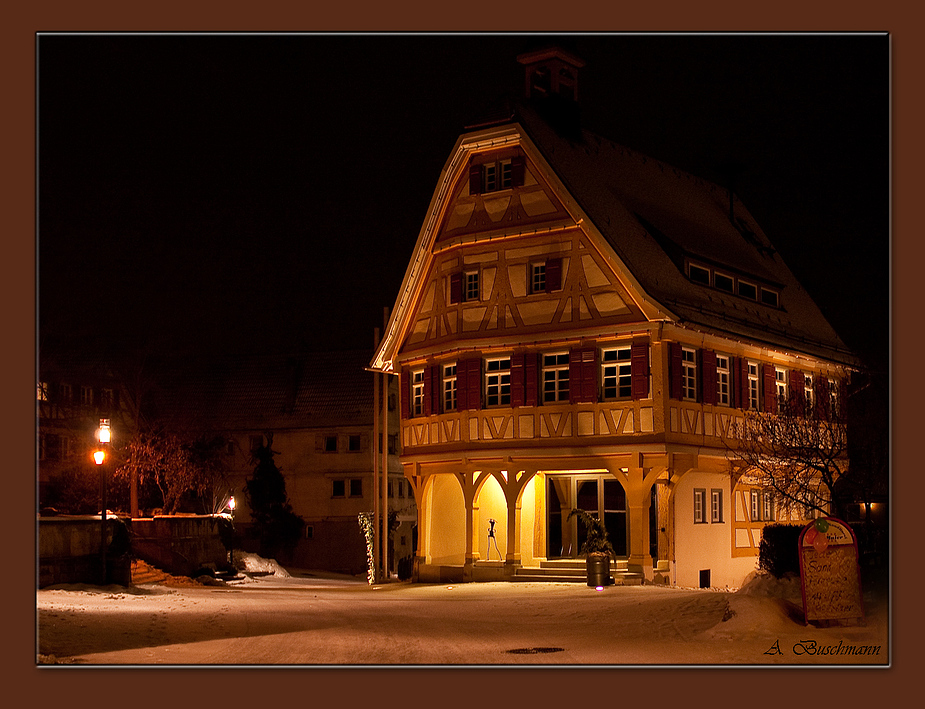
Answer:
798, 517, 864, 625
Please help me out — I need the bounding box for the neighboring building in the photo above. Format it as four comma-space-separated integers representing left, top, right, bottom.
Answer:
155, 349, 410, 576
37, 351, 136, 513
369, 48, 856, 588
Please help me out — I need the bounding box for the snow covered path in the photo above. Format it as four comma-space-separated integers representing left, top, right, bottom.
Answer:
37, 571, 889, 666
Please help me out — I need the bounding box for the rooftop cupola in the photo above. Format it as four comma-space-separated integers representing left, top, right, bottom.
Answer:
517, 46, 586, 135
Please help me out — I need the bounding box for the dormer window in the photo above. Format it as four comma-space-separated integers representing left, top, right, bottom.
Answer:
687, 260, 779, 308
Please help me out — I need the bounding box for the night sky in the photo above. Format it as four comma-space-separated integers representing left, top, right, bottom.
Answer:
37, 33, 889, 372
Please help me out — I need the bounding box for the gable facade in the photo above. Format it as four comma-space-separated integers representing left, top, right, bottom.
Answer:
371, 77, 850, 588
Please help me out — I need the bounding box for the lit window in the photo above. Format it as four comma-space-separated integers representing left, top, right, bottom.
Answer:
747, 361, 760, 410
485, 357, 511, 407
542, 353, 570, 403
711, 489, 724, 523
775, 367, 787, 403
37, 382, 49, 401
443, 364, 457, 412
682, 348, 697, 401
804, 374, 814, 412
694, 489, 706, 524
531, 263, 546, 294
411, 369, 425, 417
716, 355, 730, 406
602, 348, 632, 399
482, 159, 512, 192
762, 492, 775, 521
465, 271, 480, 302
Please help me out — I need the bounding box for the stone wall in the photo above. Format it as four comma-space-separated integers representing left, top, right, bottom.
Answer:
38, 516, 132, 587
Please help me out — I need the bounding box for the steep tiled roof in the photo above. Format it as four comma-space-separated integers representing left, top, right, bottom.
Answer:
152, 349, 378, 433
513, 102, 855, 365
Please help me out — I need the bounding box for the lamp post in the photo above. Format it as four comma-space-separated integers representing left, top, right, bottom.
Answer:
227, 495, 236, 574
94, 419, 111, 585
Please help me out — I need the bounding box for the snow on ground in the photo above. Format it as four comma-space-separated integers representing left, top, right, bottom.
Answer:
36, 554, 889, 666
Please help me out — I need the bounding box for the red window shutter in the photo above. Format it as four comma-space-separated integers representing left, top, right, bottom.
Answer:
569, 349, 597, 404
469, 165, 482, 194
761, 364, 777, 414
457, 358, 482, 411
669, 342, 682, 400
734, 358, 748, 409
422, 366, 433, 416
568, 350, 582, 404
631, 341, 649, 400
581, 348, 597, 402
814, 376, 830, 421
511, 352, 525, 407
511, 155, 525, 187
400, 368, 411, 419
524, 352, 539, 406
449, 272, 462, 305
789, 370, 805, 416
545, 257, 562, 292
700, 350, 717, 405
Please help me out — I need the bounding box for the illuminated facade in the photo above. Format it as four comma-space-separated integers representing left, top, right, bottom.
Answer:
370, 48, 855, 588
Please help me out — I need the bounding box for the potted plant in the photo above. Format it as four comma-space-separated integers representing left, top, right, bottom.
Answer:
568, 508, 615, 587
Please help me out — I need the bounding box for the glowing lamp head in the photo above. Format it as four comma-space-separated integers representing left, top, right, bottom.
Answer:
97, 419, 111, 444
93, 450, 106, 465
228, 496, 236, 511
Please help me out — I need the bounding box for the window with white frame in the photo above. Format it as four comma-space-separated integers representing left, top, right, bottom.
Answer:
750, 489, 760, 521
465, 271, 480, 302
602, 347, 632, 399
443, 363, 457, 412
711, 489, 724, 523
762, 492, 775, 521
411, 369, 425, 416
542, 353, 570, 403
530, 262, 546, 294
682, 347, 697, 400
481, 159, 513, 192
80, 385, 93, 406
485, 357, 511, 407
747, 361, 760, 410
694, 489, 707, 524
804, 374, 814, 411
716, 355, 730, 406
829, 379, 840, 418
775, 367, 788, 403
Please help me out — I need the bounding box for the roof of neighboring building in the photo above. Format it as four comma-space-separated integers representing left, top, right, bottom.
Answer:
152, 349, 383, 433
506, 100, 855, 364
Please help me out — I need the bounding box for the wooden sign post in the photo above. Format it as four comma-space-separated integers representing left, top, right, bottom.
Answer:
798, 517, 864, 626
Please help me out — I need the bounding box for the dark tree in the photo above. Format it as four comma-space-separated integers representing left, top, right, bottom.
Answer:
244, 433, 304, 559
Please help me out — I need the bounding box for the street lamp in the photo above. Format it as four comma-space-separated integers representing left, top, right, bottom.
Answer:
227, 495, 236, 575
94, 419, 111, 585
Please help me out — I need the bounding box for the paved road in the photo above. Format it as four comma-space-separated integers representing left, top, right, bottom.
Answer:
36, 574, 889, 666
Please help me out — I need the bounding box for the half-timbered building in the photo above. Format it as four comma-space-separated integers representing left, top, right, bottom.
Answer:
369, 47, 855, 588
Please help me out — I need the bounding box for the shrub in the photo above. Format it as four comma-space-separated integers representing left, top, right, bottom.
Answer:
758, 523, 802, 578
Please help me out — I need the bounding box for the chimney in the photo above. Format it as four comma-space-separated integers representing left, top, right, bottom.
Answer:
517, 46, 585, 136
